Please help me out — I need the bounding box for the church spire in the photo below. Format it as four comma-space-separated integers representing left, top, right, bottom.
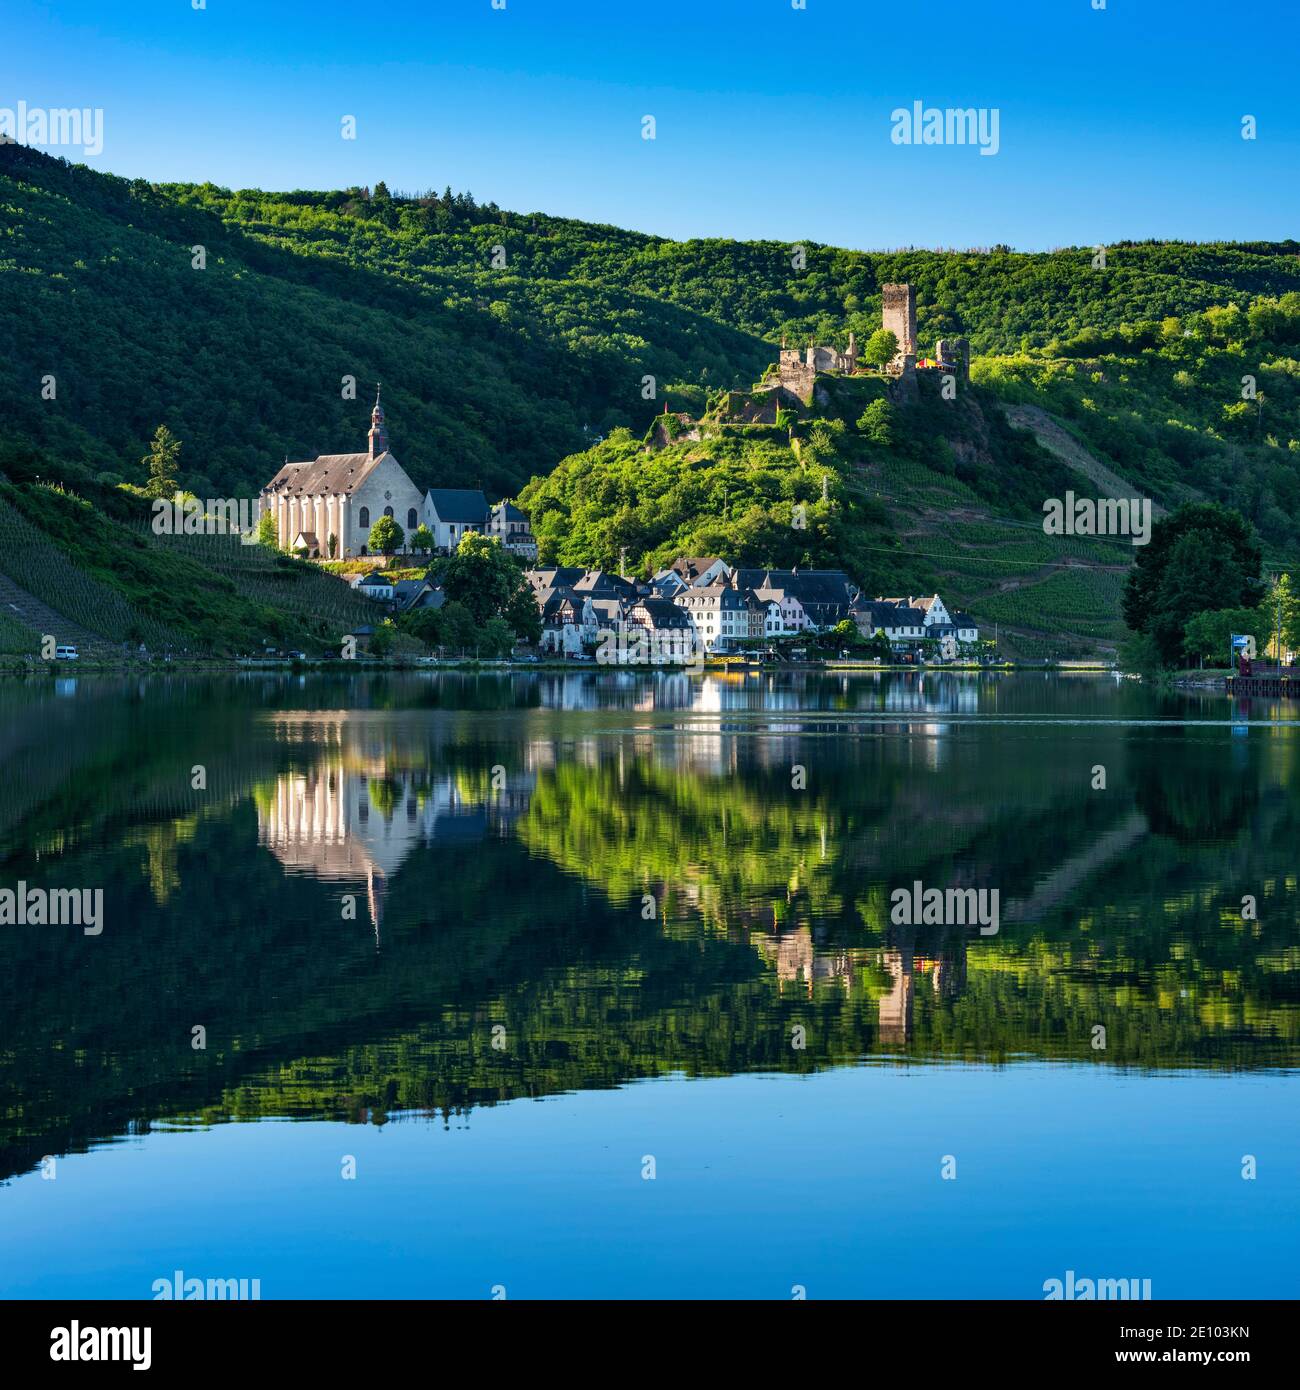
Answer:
368, 384, 388, 459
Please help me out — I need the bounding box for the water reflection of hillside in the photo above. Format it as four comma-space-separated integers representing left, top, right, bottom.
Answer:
1, 674, 1298, 1185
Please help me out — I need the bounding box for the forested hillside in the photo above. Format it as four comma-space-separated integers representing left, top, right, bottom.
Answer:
5, 141, 1300, 505
4, 143, 1300, 658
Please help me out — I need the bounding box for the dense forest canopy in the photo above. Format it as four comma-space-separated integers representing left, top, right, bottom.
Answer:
4, 141, 1300, 511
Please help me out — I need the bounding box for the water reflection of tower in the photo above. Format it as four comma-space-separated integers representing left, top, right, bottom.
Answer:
878, 946, 915, 1046
878, 937, 969, 1046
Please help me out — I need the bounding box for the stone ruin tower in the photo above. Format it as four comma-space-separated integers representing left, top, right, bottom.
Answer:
936, 337, 971, 384
881, 283, 917, 375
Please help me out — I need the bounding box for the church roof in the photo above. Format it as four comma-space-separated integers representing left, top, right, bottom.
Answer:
263, 452, 389, 497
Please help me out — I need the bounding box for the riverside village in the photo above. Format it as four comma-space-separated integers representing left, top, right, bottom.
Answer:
253, 286, 980, 666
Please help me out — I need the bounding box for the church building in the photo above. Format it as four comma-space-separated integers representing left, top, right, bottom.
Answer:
261, 391, 425, 557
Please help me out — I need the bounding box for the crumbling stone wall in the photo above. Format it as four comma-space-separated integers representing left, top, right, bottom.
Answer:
936, 336, 971, 383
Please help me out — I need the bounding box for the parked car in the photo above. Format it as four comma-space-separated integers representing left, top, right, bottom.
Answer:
55, 645, 79, 661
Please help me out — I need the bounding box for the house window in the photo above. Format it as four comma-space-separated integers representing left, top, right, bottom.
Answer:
359, 507, 370, 528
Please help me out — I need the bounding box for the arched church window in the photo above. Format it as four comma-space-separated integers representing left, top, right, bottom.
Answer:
407, 508, 417, 529
383, 506, 394, 519
358, 507, 370, 528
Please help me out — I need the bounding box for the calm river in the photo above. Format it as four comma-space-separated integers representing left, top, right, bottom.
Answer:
1, 669, 1296, 1298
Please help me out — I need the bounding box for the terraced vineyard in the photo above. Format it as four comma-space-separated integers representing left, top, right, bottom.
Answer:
147, 529, 384, 634
973, 566, 1129, 643
0, 490, 184, 650
0, 481, 414, 656
0, 608, 40, 656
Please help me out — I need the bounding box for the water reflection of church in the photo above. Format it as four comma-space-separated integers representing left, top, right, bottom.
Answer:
256, 725, 533, 936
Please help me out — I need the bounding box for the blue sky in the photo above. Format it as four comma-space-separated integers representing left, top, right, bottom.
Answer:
3, 0, 1296, 250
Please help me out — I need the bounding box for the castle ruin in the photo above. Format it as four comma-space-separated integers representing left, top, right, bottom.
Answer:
777, 334, 858, 400
646, 282, 972, 448
881, 282, 917, 373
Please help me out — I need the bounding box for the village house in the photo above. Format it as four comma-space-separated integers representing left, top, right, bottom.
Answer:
523, 556, 978, 660
851, 595, 980, 647
730, 568, 857, 631
650, 558, 733, 597
352, 571, 396, 602
423, 491, 538, 559
673, 584, 765, 653
485, 501, 539, 560
851, 600, 927, 643
423, 488, 491, 552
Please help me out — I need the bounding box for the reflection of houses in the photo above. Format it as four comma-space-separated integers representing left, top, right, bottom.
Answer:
878, 947, 915, 1046
759, 928, 859, 999
882, 674, 981, 715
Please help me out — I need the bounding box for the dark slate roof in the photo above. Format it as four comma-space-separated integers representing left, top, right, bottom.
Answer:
537, 587, 578, 619
670, 556, 725, 581
587, 598, 628, 621
392, 579, 429, 608
425, 488, 489, 523
857, 601, 920, 628
264, 452, 386, 496
490, 500, 528, 522
528, 567, 584, 591
572, 570, 638, 596
682, 583, 753, 610
635, 598, 692, 628
734, 568, 856, 605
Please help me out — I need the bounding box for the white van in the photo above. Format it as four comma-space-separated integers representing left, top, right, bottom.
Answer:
55, 645, 79, 661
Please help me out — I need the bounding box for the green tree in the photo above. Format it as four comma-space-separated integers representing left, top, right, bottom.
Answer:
505, 582, 542, 643
408, 524, 434, 554
256, 508, 279, 549
862, 329, 898, 369
442, 531, 530, 626
1122, 503, 1262, 665
1182, 606, 1271, 665
481, 615, 516, 657
438, 600, 478, 653
857, 398, 896, 447
369, 620, 396, 657
1264, 572, 1300, 657
142, 425, 182, 499
399, 605, 442, 647
368, 515, 404, 555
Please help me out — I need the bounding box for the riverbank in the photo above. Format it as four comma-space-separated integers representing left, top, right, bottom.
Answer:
1, 654, 1118, 679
